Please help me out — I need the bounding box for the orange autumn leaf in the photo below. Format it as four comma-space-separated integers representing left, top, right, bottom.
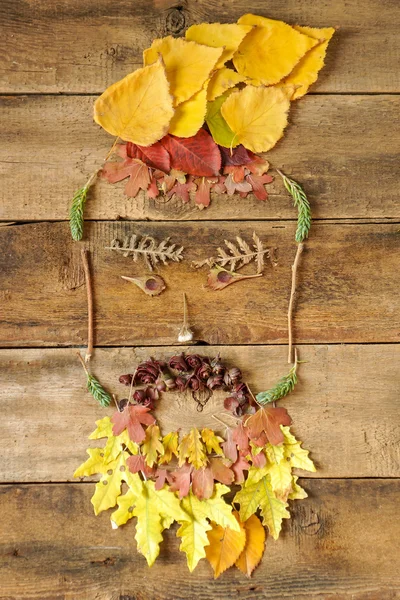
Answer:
205, 512, 246, 578
235, 514, 266, 577
94, 60, 174, 146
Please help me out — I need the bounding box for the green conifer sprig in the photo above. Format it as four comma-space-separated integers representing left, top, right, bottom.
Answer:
70, 186, 88, 241
277, 170, 311, 243
256, 357, 298, 405
77, 352, 111, 407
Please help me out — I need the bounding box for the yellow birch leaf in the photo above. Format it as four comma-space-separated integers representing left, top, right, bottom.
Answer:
234, 475, 290, 539
234, 14, 319, 85
288, 476, 308, 500
178, 427, 207, 469
207, 67, 246, 101
205, 92, 237, 149
280, 26, 335, 99
142, 424, 164, 467
93, 60, 174, 146
73, 448, 109, 478
90, 452, 130, 515
186, 23, 252, 69
221, 85, 290, 152
89, 416, 113, 439
205, 512, 246, 578
168, 86, 208, 137
159, 431, 179, 465
143, 36, 222, 105
133, 479, 188, 566
235, 514, 266, 577
177, 484, 239, 572
201, 428, 224, 456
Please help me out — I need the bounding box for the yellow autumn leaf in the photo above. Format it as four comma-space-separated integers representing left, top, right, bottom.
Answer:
90, 452, 130, 516
282, 426, 316, 472
221, 85, 290, 152
110, 489, 137, 527
185, 22, 252, 69
73, 448, 109, 478
265, 443, 284, 465
235, 514, 266, 577
178, 427, 207, 469
159, 431, 179, 465
94, 60, 174, 146
234, 475, 290, 539
205, 512, 246, 578
207, 67, 246, 102
103, 429, 138, 464
265, 458, 293, 499
142, 424, 164, 467
288, 476, 308, 500
234, 14, 319, 85
245, 465, 269, 487
89, 416, 113, 439
201, 428, 224, 456
143, 36, 222, 106
169, 86, 208, 137
177, 484, 239, 572
279, 26, 335, 99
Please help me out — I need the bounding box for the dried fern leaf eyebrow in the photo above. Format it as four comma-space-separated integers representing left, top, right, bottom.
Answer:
192, 232, 273, 273
105, 234, 184, 271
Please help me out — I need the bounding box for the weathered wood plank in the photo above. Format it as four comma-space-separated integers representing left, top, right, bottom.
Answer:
1, 0, 399, 93
1, 95, 399, 221
0, 221, 399, 346
1, 345, 399, 482
0, 480, 398, 599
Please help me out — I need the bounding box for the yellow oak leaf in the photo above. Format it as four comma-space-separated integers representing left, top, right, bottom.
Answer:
142, 424, 164, 467
73, 448, 110, 478
89, 416, 113, 439
132, 478, 188, 566
234, 14, 319, 85
265, 458, 293, 499
177, 484, 239, 572
143, 36, 222, 106
235, 514, 266, 577
185, 23, 252, 69
168, 86, 208, 137
207, 67, 246, 102
90, 452, 131, 516
288, 475, 308, 500
110, 488, 137, 528
201, 428, 224, 456
178, 427, 207, 469
103, 429, 138, 464
220, 86, 291, 153
93, 60, 174, 146
234, 475, 290, 539
265, 442, 285, 465
282, 426, 316, 472
280, 26, 335, 99
158, 431, 179, 465
245, 465, 269, 487
205, 512, 246, 578
206, 92, 237, 149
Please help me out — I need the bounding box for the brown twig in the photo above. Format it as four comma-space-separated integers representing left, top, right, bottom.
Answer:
80, 249, 94, 363
288, 243, 304, 363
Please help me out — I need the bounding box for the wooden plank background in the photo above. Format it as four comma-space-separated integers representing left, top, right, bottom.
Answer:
0, 1, 399, 598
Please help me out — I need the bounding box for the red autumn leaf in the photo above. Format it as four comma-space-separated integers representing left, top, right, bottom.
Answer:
126, 454, 145, 474
224, 165, 246, 182
160, 129, 221, 176
219, 144, 254, 167
209, 458, 235, 485
192, 466, 214, 500
147, 176, 160, 198
211, 175, 227, 194
232, 422, 250, 455
252, 432, 268, 447
231, 455, 250, 483
168, 462, 193, 498
222, 428, 238, 463
224, 173, 252, 197
101, 158, 151, 198
111, 404, 156, 443
194, 177, 218, 208
252, 450, 267, 468
246, 173, 274, 202
246, 155, 270, 176
245, 406, 292, 446
126, 141, 171, 172
154, 468, 169, 490
167, 177, 197, 203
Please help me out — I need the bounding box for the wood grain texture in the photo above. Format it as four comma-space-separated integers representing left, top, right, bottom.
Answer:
0, 221, 399, 347
1, 345, 399, 482
0, 480, 399, 599
1, 0, 399, 93
1, 95, 399, 221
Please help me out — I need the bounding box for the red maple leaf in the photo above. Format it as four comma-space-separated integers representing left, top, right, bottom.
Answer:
246, 155, 270, 176
167, 177, 197, 203
231, 455, 250, 483
252, 450, 267, 468
111, 404, 156, 443
160, 129, 221, 176
154, 468, 169, 490
209, 457, 235, 485
147, 175, 160, 198
126, 454, 145, 474
101, 158, 151, 198
245, 406, 292, 446
168, 462, 193, 498
126, 141, 171, 172
194, 177, 218, 208
246, 173, 274, 201
232, 422, 250, 455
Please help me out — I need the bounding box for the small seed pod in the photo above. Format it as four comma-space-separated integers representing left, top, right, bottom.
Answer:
175, 375, 189, 392
136, 360, 160, 384
197, 362, 212, 381
207, 374, 224, 390
155, 377, 167, 392
133, 389, 147, 404
224, 396, 240, 412
228, 367, 242, 384
121, 275, 166, 296
186, 354, 203, 369
207, 265, 262, 291
169, 354, 189, 372
160, 368, 176, 389
118, 398, 129, 412
119, 374, 133, 386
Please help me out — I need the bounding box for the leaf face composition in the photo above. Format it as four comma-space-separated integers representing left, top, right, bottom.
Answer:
94, 60, 174, 146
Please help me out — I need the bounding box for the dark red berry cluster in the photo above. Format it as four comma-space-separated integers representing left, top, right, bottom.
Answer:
118, 353, 256, 416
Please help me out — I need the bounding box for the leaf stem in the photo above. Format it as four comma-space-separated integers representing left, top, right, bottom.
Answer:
288, 243, 304, 363
80, 249, 94, 362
